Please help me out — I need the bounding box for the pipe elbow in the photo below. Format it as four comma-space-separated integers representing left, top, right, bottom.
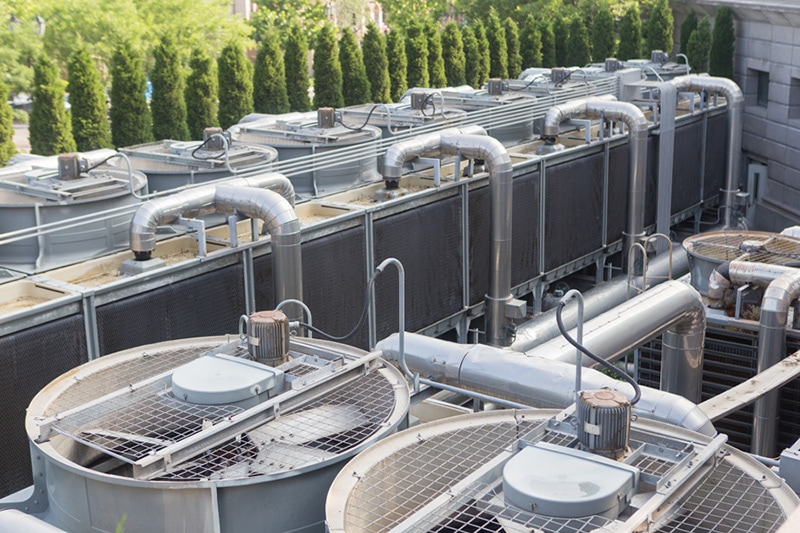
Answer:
635, 389, 716, 437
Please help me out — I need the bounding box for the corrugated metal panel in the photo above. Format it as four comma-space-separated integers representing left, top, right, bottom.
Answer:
607, 144, 628, 243
468, 187, 491, 306
512, 171, 541, 286
704, 113, 728, 202
671, 121, 704, 214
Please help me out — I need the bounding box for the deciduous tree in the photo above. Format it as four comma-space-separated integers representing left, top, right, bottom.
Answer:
67, 47, 112, 151
185, 49, 218, 140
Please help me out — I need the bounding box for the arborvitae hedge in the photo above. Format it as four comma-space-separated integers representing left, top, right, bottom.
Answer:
313, 23, 344, 108
284, 22, 312, 112
645, 0, 674, 55
473, 20, 491, 86
686, 16, 712, 73
151, 35, 190, 141
485, 9, 508, 79
553, 16, 569, 67
566, 17, 591, 67
386, 29, 408, 102
442, 21, 466, 87
405, 22, 429, 89
618, 4, 644, 61
67, 47, 112, 151
520, 15, 542, 69
591, 4, 616, 62
218, 42, 254, 129
185, 49, 219, 140
0, 77, 15, 165
362, 22, 391, 103
539, 20, 556, 68
709, 7, 735, 79
110, 42, 153, 148
427, 24, 447, 88
462, 25, 482, 88
505, 18, 522, 78
254, 28, 290, 114
680, 10, 698, 54
30, 55, 76, 155
340, 27, 371, 106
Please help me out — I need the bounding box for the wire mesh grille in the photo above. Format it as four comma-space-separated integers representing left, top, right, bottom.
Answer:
685, 232, 800, 264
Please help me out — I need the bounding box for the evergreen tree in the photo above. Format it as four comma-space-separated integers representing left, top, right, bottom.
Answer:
617, 4, 644, 61
520, 16, 542, 70
539, 20, 556, 68
151, 35, 190, 141
686, 16, 712, 73
505, 18, 522, 78
709, 7, 735, 79
645, 0, 674, 54
485, 8, 508, 79
30, 55, 76, 156
339, 27, 371, 105
253, 28, 290, 114
0, 78, 16, 166
110, 42, 153, 148
405, 21, 429, 88
67, 47, 112, 151
386, 29, 408, 103
185, 49, 219, 140
427, 24, 447, 88
591, 4, 616, 62
284, 22, 312, 112
442, 21, 466, 87
313, 23, 344, 108
680, 10, 698, 54
566, 16, 591, 67
462, 25, 482, 88
473, 20, 491, 86
362, 22, 391, 103
218, 42, 254, 129
553, 16, 569, 67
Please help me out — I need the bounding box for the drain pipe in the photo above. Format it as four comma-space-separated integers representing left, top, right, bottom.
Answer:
542, 96, 649, 263
669, 75, 744, 228
726, 261, 800, 457
378, 332, 715, 436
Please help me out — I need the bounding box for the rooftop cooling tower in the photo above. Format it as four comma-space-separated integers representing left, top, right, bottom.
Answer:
326, 408, 798, 532
18, 322, 409, 533
340, 95, 467, 139
0, 152, 148, 272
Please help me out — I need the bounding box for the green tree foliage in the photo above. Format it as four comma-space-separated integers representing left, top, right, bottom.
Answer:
313, 23, 344, 108
0, 77, 16, 166
505, 18, 522, 79
253, 28, 290, 114
645, 0, 674, 54
284, 22, 312, 112
386, 29, 408, 103
519, 16, 542, 69
539, 20, 556, 68
249, 0, 326, 38
339, 27, 371, 106
362, 23, 391, 104
380, 0, 449, 28
109, 42, 153, 148
30, 55, 76, 155
462, 25, 482, 88
217, 41, 254, 129
151, 35, 190, 140
185, 49, 218, 140
617, 3, 643, 61
591, 3, 616, 61
473, 20, 491, 86
686, 16, 712, 73
680, 10, 698, 54
405, 22, 430, 88
67, 47, 112, 151
553, 16, 569, 67
427, 24, 447, 88
709, 7, 735, 79
485, 9, 508, 79
566, 16, 591, 67
442, 21, 466, 87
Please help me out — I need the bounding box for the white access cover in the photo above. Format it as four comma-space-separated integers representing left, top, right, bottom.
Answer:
503, 441, 639, 519
171, 352, 283, 405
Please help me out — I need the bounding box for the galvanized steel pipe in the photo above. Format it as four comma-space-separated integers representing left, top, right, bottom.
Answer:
381, 125, 486, 180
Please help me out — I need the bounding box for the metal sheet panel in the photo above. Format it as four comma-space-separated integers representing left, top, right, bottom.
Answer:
671, 121, 704, 214
704, 113, 728, 202
511, 171, 541, 286
607, 144, 628, 243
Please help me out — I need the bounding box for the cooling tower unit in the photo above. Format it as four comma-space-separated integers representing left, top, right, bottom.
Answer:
326, 409, 799, 532
19, 327, 409, 533
339, 98, 467, 139
0, 152, 148, 272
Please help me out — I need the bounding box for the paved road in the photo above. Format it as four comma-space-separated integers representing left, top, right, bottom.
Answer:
13, 124, 30, 154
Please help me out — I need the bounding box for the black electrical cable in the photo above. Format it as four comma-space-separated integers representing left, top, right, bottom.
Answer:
336, 105, 379, 131
84, 153, 119, 172
555, 300, 642, 405
420, 93, 436, 117
299, 269, 381, 342
191, 136, 226, 160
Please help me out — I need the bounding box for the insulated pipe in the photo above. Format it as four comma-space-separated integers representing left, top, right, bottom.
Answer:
727, 261, 800, 457
512, 245, 690, 352
129, 172, 294, 255
438, 134, 516, 346
669, 75, 744, 229
378, 332, 715, 436
381, 125, 487, 180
